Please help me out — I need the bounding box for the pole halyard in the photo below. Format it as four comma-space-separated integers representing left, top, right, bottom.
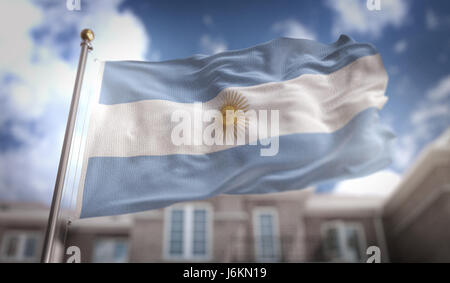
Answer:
41, 29, 94, 263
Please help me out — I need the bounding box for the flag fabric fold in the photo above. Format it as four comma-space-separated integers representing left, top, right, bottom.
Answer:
76, 35, 394, 218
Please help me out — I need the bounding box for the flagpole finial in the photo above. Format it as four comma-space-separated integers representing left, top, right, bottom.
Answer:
81, 28, 95, 42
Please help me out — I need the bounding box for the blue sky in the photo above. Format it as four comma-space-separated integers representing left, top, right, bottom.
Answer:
0, 0, 449, 203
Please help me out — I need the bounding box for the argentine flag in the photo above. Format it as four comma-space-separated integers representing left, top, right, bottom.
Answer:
76, 35, 394, 218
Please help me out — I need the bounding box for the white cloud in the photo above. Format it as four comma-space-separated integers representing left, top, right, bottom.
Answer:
393, 39, 407, 54
0, 0, 43, 74
32, 0, 149, 62
411, 104, 450, 125
426, 9, 439, 30
388, 66, 400, 76
200, 34, 227, 54
334, 170, 401, 198
411, 75, 450, 130
271, 19, 316, 40
426, 74, 450, 101
0, 0, 150, 203
392, 134, 417, 169
203, 14, 214, 28
1, 0, 149, 120
425, 9, 450, 31
326, 0, 409, 38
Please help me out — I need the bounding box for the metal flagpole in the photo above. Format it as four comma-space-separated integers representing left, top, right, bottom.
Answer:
41, 29, 94, 263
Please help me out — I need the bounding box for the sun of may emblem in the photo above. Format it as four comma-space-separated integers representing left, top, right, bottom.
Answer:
220, 90, 249, 138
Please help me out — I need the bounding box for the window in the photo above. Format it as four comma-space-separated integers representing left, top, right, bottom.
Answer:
92, 238, 128, 263
0, 231, 41, 262
192, 209, 207, 256
165, 204, 211, 260
253, 208, 280, 262
321, 221, 366, 262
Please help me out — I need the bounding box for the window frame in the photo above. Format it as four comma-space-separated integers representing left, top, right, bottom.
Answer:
252, 207, 281, 262
163, 203, 213, 261
320, 221, 367, 263
0, 230, 41, 262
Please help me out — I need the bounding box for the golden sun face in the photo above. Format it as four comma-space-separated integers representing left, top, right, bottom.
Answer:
221, 105, 238, 126
220, 90, 249, 138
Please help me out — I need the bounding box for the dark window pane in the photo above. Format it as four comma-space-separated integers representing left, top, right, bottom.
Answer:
6, 236, 19, 257
23, 236, 37, 258
113, 241, 128, 262
324, 227, 340, 260
169, 209, 184, 255
258, 213, 277, 260
93, 239, 128, 263
192, 209, 207, 256
346, 227, 362, 261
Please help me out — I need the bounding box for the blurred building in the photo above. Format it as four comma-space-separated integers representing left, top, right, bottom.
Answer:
383, 128, 450, 262
0, 128, 449, 263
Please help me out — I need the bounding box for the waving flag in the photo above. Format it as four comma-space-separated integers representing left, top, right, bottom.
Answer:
76, 35, 394, 218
